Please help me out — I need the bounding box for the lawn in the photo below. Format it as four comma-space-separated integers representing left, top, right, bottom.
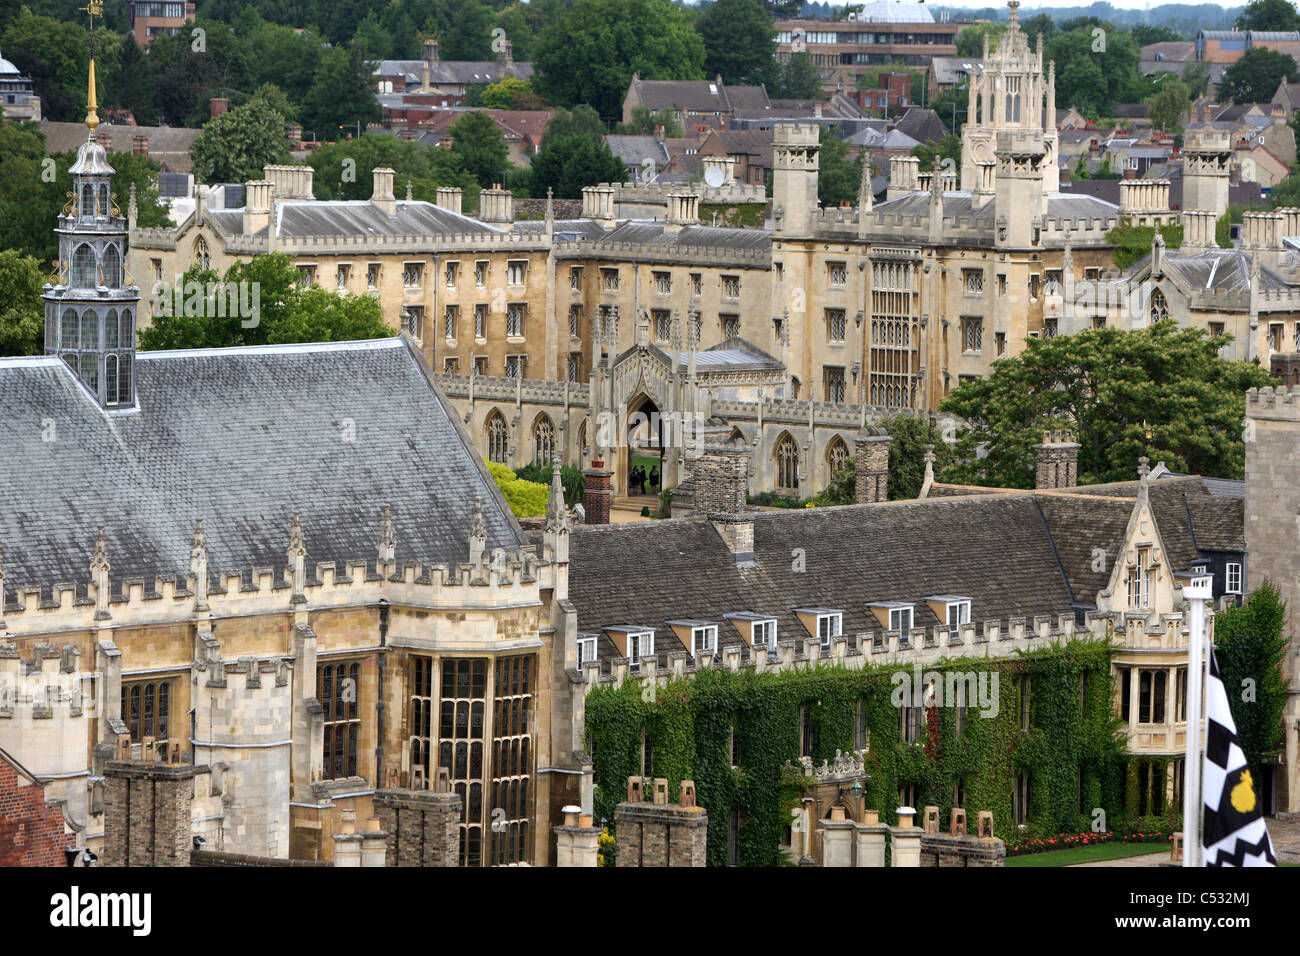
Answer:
1006, 842, 1169, 867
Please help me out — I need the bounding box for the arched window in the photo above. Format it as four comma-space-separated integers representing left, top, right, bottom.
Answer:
81, 309, 98, 350
105, 309, 119, 349
105, 354, 119, 404
79, 353, 98, 391
98, 185, 109, 216
102, 245, 122, 288
533, 414, 556, 462
578, 420, 588, 458
486, 411, 509, 463
117, 353, 132, 403
80, 185, 94, 219
193, 236, 210, 271
776, 434, 799, 491
827, 437, 850, 476
120, 310, 133, 348
61, 308, 78, 351
71, 244, 96, 288
1149, 288, 1168, 324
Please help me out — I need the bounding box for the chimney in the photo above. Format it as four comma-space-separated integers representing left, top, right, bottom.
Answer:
1032, 430, 1080, 489
210, 97, 229, 118
372, 166, 397, 216
243, 180, 273, 235
264, 163, 314, 200
854, 427, 892, 503
887, 155, 919, 200
435, 186, 462, 214
424, 37, 439, 67
496, 39, 513, 76
132, 133, 148, 157
478, 184, 514, 225
653, 124, 665, 143
286, 123, 303, 144
582, 185, 616, 226
665, 189, 699, 232
583, 458, 613, 525
702, 155, 733, 187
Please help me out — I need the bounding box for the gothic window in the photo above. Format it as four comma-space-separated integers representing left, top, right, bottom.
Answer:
61, 308, 78, 351
827, 437, 850, 475
320, 661, 361, 780
776, 433, 799, 491
105, 309, 119, 349
80, 185, 94, 219
121, 679, 172, 741
533, 415, 556, 462
439, 659, 488, 866
102, 244, 122, 288
98, 185, 109, 216
193, 236, 210, 271
486, 411, 509, 463
81, 309, 99, 350
71, 244, 96, 288
120, 310, 133, 348
490, 655, 534, 865
1149, 288, 1168, 324
80, 352, 98, 391
1005, 75, 1021, 124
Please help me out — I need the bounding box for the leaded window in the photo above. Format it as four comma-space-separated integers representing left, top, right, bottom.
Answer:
122, 679, 171, 742
777, 434, 799, 490
533, 415, 556, 462
487, 411, 509, 463
320, 661, 361, 780
490, 655, 533, 865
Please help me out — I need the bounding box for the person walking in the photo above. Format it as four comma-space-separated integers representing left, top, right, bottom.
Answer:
649, 465, 660, 491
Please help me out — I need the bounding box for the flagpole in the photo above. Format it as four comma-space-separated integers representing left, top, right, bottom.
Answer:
1179, 571, 1212, 867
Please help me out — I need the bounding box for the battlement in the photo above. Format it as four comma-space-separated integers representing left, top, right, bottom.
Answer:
1184, 127, 1232, 153
609, 181, 765, 207
435, 372, 591, 406
581, 612, 1122, 696
711, 397, 867, 427
772, 123, 822, 146
1246, 384, 1300, 418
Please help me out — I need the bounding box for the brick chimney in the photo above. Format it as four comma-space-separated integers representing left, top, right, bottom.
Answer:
854, 427, 892, 503
132, 133, 148, 157
210, 97, 229, 118
583, 458, 613, 525
103, 754, 201, 867
1032, 430, 1080, 489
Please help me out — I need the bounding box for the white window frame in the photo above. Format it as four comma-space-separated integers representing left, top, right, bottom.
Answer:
889, 606, 913, 634
692, 625, 718, 658
752, 619, 777, 651
445, 260, 459, 289
945, 601, 970, 628
627, 631, 654, 670
1226, 562, 1242, 594
507, 259, 527, 286
817, 613, 842, 647
577, 637, 597, 667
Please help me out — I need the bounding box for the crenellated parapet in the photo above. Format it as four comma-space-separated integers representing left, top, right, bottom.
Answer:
581, 612, 1117, 696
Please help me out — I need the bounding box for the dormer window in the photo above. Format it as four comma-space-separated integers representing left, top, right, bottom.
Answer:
817, 613, 842, 647
627, 631, 653, 670
577, 635, 597, 667
753, 619, 777, 651
889, 606, 913, 633
692, 625, 717, 658
1127, 547, 1154, 610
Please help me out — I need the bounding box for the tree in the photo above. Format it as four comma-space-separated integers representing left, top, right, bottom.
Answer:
533, 0, 706, 120
139, 253, 391, 350
442, 0, 496, 60
0, 249, 45, 356
698, 0, 776, 86
616, 106, 684, 137
911, 134, 960, 172
769, 52, 822, 100
1182, 61, 1213, 97
1235, 0, 1300, 32
817, 125, 861, 206
1047, 25, 1141, 116
878, 414, 956, 500
104, 31, 158, 126
301, 42, 383, 138
478, 77, 545, 110
1214, 582, 1289, 788
956, 22, 1004, 58
449, 111, 510, 188
140, 19, 250, 127
1132, 25, 1185, 46
1145, 77, 1190, 132
938, 320, 1277, 488
1, 8, 89, 121
306, 133, 479, 207
191, 99, 292, 185
529, 134, 626, 198
1106, 222, 1183, 269
541, 105, 607, 148
1218, 47, 1299, 104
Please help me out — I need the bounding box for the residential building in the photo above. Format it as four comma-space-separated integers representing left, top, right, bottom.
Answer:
126, 0, 195, 46
0, 47, 41, 123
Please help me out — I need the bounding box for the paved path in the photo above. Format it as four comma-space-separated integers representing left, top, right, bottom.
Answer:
1070, 817, 1300, 866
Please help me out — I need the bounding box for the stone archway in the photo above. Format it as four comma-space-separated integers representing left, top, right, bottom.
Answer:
624, 392, 666, 499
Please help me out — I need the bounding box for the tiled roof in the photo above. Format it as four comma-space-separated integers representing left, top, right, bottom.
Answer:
40, 121, 201, 173
0, 338, 521, 599
269, 200, 503, 239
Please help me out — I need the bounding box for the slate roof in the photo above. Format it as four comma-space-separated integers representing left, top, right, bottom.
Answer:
0, 338, 521, 601
568, 495, 1078, 667
604, 135, 670, 167
40, 121, 201, 173
239, 200, 504, 239
372, 60, 534, 88
629, 78, 770, 114
597, 221, 771, 253
893, 108, 948, 145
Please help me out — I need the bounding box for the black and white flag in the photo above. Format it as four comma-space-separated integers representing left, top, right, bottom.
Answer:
1202, 647, 1277, 867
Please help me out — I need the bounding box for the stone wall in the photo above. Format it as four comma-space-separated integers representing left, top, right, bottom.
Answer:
373, 788, 462, 867
102, 759, 200, 867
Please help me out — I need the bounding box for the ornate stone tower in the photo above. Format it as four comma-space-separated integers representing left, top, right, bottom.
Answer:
772, 123, 821, 237
41, 3, 140, 410
961, 1, 1059, 193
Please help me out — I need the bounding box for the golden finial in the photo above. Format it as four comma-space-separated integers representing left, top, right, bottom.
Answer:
81, 1, 103, 132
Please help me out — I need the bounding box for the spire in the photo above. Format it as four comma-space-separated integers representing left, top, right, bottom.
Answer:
406, 178, 413, 201
1007, 0, 1020, 33
545, 457, 567, 534
545, 186, 554, 225
858, 156, 873, 213
82, 0, 104, 132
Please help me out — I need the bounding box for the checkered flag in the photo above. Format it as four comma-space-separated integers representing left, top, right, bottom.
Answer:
1202, 647, 1277, 867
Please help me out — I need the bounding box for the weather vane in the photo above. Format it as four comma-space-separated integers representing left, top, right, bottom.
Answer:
80, 0, 103, 131
81, 1, 103, 55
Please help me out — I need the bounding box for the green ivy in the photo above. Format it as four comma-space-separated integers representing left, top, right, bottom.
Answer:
587, 641, 1147, 866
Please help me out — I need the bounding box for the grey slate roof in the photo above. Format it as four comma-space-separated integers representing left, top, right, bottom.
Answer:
272, 200, 503, 238
0, 338, 521, 602
597, 221, 771, 253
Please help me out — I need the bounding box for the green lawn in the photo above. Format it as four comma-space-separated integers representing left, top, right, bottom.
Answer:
1006, 842, 1169, 867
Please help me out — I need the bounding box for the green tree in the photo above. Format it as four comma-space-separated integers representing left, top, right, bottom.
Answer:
698, 0, 775, 86
530, 134, 626, 197
104, 31, 158, 126
1, 8, 89, 121
191, 98, 292, 185
449, 111, 511, 187
541, 105, 607, 148
1214, 582, 1290, 787
0, 249, 45, 356
306, 133, 479, 207
1235, 0, 1300, 32
956, 21, 1005, 58
938, 320, 1277, 488
1132, 25, 1185, 46
1105, 222, 1184, 269
616, 106, 684, 137
301, 42, 383, 138
1181, 61, 1213, 96
817, 125, 861, 206
140, 253, 391, 350
911, 134, 960, 172
1145, 78, 1190, 132
1218, 48, 1299, 104
1047, 24, 1141, 116
479, 76, 544, 110
139, 19, 250, 127
533, 0, 706, 119
769, 51, 822, 100
877, 414, 956, 500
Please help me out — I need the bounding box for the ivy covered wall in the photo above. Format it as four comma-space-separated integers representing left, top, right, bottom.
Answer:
586, 641, 1174, 867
